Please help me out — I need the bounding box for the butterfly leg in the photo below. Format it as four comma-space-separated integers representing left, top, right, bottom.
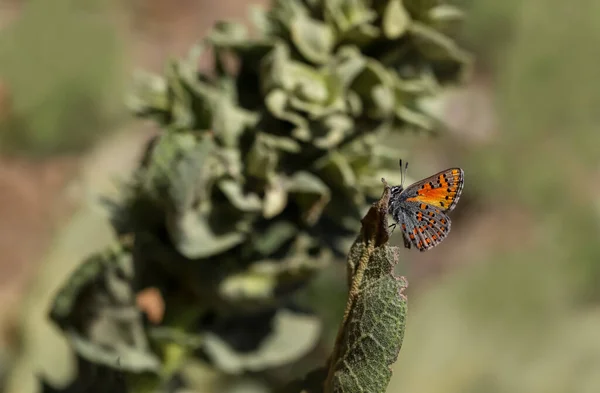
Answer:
388, 223, 397, 234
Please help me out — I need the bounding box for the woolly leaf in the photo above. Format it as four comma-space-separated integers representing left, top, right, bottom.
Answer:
324, 181, 408, 393
382, 0, 411, 39
282, 182, 408, 393
49, 246, 161, 373
291, 13, 335, 64
166, 209, 249, 259
201, 308, 321, 374
286, 171, 331, 225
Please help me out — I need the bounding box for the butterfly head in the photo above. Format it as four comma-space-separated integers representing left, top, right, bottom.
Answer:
389, 184, 404, 196
388, 159, 409, 213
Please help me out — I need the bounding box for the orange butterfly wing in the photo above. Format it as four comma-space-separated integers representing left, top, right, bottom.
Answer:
404, 168, 464, 212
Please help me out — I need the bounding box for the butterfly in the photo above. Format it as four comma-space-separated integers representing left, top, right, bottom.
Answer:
388, 160, 464, 251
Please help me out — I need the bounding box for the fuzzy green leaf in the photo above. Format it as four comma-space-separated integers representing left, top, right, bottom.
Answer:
263, 175, 289, 219
211, 94, 259, 148
349, 60, 395, 119
427, 4, 465, 36
325, 0, 379, 44
286, 171, 332, 225
291, 13, 335, 64
315, 152, 360, 202
395, 104, 437, 131
208, 21, 249, 46
202, 309, 321, 374
127, 70, 169, 117
166, 209, 249, 259
220, 232, 330, 304
313, 114, 354, 149
138, 132, 215, 212
265, 89, 310, 131
410, 21, 473, 64
246, 133, 281, 180
252, 220, 299, 257
262, 43, 346, 121
324, 181, 408, 393
382, 0, 411, 39
49, 246, 161, 373
218, 179, 263, 212
164, 61, 195, 130
330, 46, 367, 88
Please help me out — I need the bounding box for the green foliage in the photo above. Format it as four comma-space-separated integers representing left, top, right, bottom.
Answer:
50, 245, 161, 374
325, 182, 407, 393
47, 0, 470, 391
0, 0, 124, 157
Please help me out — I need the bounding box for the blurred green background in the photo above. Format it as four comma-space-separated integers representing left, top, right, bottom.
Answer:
2, 0, 600, 392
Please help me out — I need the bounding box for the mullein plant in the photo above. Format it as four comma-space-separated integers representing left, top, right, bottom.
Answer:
47, 0, 471, 392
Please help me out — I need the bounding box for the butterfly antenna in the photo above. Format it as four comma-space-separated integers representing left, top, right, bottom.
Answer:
399, 159, 403, 186
399, 159, 409, 187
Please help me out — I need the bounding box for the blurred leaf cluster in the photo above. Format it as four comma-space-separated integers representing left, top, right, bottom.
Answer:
0, 0, 124, 157
47, 0, 470, 391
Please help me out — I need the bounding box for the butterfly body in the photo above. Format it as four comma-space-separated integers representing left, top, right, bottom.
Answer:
388, 165, 464, 251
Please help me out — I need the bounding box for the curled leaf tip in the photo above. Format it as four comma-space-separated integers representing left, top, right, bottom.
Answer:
397, 275, 408, 298
359, 180, 392, 247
